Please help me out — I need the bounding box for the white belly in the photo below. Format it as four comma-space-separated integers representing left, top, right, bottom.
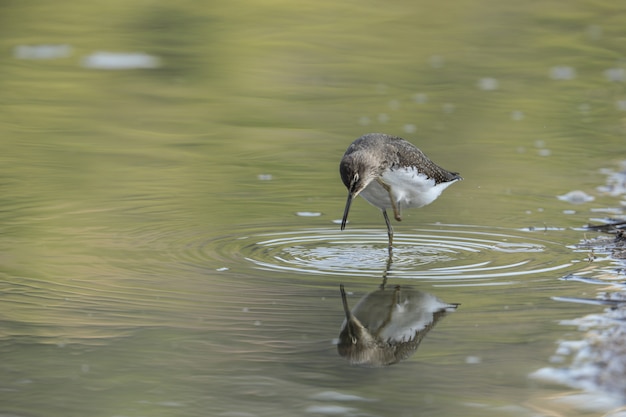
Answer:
359, 167, 457, 210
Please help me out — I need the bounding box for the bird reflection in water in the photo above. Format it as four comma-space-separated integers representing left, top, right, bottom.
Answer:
338, 283, 459, 366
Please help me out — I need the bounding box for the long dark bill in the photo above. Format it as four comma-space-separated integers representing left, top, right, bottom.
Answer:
340, 192, 353, 231
339, 284, 352, 321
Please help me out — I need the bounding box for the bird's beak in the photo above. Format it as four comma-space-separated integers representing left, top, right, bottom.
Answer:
340, 285, 359, 344
340, 192, 354, 231
339, 284, 354, 326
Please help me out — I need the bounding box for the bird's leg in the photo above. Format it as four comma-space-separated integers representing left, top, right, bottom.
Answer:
379, 274, 388, 290
380, 254, 393, 287
382, 209, 394, 257
377, 179, 402, 221
392, 285, 401, 306
392, 202, 402, 222
373, 285, 400, 339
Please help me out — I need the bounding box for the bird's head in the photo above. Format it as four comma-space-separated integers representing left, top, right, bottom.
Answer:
339, 154, 378, 230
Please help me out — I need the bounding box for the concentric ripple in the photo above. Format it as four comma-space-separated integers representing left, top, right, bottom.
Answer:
230, 226, 576, 283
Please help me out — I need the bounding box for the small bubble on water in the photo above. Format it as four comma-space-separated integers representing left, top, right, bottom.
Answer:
477, 77, 498, 91
376, 84, 388, 94
82, 51, 161, 70
429, 55, 444, 68
578, 103, 591, 115
604, 68, 625, 82
17, 379, 33, 385
590, 207, 623, 214
358, 116, 371, 126
557, 190, 595, 204
442, 103, 456, 114
538, 149, 551, 157
511, 110, 524, 121
257, 174, 273, 181
549, 66, 576, 80
465, 356, 482, 364
388, 99, 400, 110
586, 24, 603, 40
306, 405, 357, 415
403, 124, 417, 134
412, 93, 428, 104
254, 320, 262, 326
14, 44, 72, 60
158, 402, 183, 407
296, 211, 321, 217
378, 113, 390, 123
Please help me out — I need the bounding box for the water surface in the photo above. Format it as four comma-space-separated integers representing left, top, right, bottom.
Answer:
2, 1, 626, 416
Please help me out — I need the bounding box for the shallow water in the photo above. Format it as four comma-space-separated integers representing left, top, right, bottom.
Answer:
2, 1, 626, 416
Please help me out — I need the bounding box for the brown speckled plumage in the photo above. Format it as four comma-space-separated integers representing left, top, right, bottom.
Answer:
339, 133, 462, 254
340, 133, 461, 188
